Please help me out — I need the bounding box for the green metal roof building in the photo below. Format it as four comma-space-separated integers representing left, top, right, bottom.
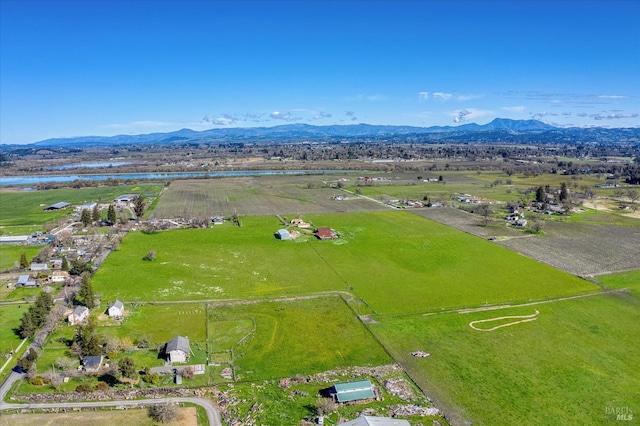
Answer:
333, 379, 375, 403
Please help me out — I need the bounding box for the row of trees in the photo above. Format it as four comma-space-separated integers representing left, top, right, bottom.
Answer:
18, 291, 54, 338
79, 197, 143, 227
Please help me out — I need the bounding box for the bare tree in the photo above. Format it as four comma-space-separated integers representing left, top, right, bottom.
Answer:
148, 403, 179, 423
316, 397, 337, 416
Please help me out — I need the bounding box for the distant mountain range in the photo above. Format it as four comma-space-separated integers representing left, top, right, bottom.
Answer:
16, 118, 640, 147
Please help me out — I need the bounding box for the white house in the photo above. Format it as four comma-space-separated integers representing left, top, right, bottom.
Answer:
50, 270, 69, 283
68, 306, 89, 325
165, 336, 190, 363
107, 300, 124, 318
30, 262, 48, 271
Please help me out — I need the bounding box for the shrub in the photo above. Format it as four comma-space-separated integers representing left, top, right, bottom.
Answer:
95, 381, 110, 392
148, 403, 178, 423
76, 383, 94, 393
28, 376, 44, 386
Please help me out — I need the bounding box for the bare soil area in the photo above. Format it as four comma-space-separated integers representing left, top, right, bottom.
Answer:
415, 207, 640, 276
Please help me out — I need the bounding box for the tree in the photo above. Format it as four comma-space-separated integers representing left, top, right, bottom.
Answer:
476, 203, 492, 226
92, 204, 101, 223
107, 204, 117, 224
559, 182, 569, 202
316, 397, 337, 416
76, 273, 96, 308
69, 258, 92, 276
148, 403, 178, 423
20, 252, 28, 269
75, 317, 102, 356
19, 311, 35, 338
118, 356, 137, 379
133, 195, 146, 219
628, 189, 639, 205
80, 209, 92, 227
61, 256, 69, 271
535, 186, 545, 203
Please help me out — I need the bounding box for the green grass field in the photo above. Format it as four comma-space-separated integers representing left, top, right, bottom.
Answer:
369, 291, 640, 425
0, 184, 163, 227
209, 296, 392, 381
0, 304, 29, 356
0, 245, 44, 271
93, 212, 596, 314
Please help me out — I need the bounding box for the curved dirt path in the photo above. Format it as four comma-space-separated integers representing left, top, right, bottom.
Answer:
469, 310, 539, 332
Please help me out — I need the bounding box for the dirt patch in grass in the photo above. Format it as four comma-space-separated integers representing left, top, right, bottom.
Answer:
0, 407, 196, 426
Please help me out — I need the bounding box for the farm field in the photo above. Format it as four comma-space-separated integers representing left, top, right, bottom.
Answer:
149, 176, 386, 219
597, 269, 640, 296
208, 296, 392, 381
369, 290, 640, 425
0, 184, 163, 228
93, 211, 597, 313
416, 207, 640, 276
0, 407, 197, 426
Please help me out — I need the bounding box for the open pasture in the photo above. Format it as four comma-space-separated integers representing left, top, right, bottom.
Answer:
598, 269, 640, 296
0, 244, 44, 271
0, 407, 197, 426
0, 184, 163, 227
0, 304, 28, 356
149, 177, 386, 219
370, 290, 640, 426
208, 295, 392, 381
95, 211, 596, 315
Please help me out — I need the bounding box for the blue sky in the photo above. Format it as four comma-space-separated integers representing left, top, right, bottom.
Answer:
1, 0, 639, 144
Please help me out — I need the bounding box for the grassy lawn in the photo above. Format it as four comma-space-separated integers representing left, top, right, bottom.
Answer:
369, 291, 640, 426
209, 296, 392, 381
0, 184, 163, 227
0, 304, 28, 356
0, 245, 44, 271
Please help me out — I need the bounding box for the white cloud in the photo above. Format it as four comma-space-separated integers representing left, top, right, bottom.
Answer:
418, 92, 429, 100
270, 111, 293, 121
501, 106, 526, 113
451, 108, 494, 123
433, 92, 452, 101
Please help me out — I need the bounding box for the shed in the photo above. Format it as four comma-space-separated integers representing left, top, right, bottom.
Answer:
315, 227, 337, 240
338, 416, 410, 426
17, 275, 37, 287
75, 202, 97, 212
114, 194, 139, 203
276, 229, 291, 240
0, 235, 30, 243
107, 300, 124, 317
165, 336, 190, 363
44, 202, 70, 210
332, 380, 375, 403
83, 355, 104, 372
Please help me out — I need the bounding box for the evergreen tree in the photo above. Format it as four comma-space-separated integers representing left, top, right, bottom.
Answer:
559, 182, 569, 201
133, 195, 145, 218
92, 204, 101, 222
77, 273, 96, 308
61, 256, 69, 271
80, 209, 91, 227
107, 204, 117, 224
535, 186, 545, 202
19, 311, 35, 338
20, 252, 29, 269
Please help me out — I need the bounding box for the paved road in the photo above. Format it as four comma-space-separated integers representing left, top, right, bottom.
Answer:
0, 371, 221, 426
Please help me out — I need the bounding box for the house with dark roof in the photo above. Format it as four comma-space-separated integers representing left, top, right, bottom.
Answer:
68, 306, 89, 325
83, 355, 104, 373
332, 379, 375, 403
44, 202, 70, 210
107, 300, 124, 318
165, 336, 190, 363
